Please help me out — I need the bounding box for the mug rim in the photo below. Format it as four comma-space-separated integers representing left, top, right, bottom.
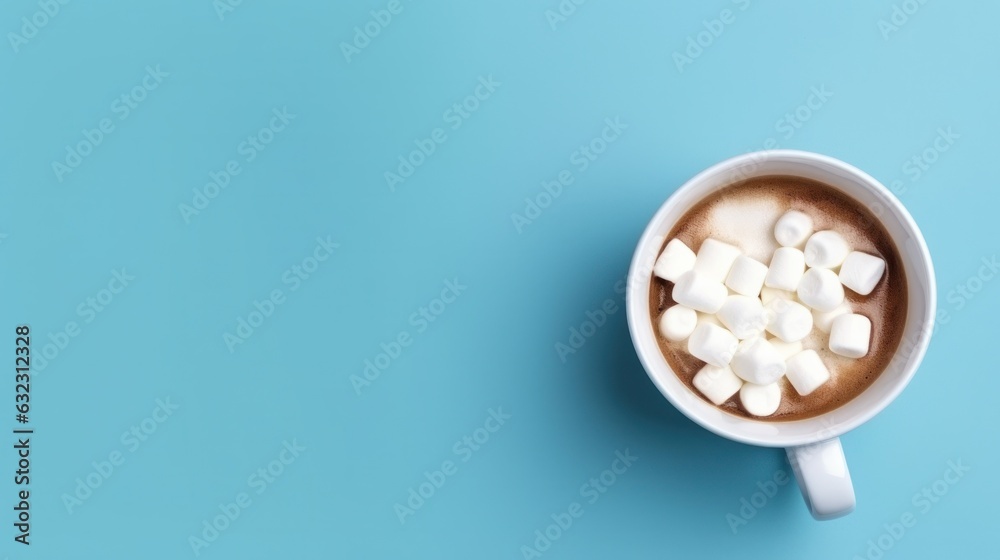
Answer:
626, 149, 936, 447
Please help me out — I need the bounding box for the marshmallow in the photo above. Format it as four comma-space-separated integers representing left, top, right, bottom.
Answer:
765, 298, 813, 342
739, 382, 782, 417
785, 350, 831, 396
768, 338, 803, 360
692, 364, 743, 405
813, 301, 852, 334
730, 337, 787, 385
672, 271, 727, 314
764, 247, 805, 291
687, 322, 739, 367
725, 255, 769, 297
774, 210, 814, 247
829, 313, 871, 358
697, 313, 723, 328
759, 287, 795, 305
839, 251, 886, 295
717, 295, 769, 339
654, 239, 697, 282
804, 230, 851, 269
658, 305, 698, 342
797, 267, 846, 312
694, 239, 742, 283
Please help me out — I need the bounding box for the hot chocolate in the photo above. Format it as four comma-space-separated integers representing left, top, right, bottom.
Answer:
648, 175, 907, 421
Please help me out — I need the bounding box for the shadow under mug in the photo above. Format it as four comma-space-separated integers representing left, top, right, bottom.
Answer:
626, 150, 936, 520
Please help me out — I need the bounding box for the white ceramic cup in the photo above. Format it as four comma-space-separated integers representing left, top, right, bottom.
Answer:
626, 150, 935, 520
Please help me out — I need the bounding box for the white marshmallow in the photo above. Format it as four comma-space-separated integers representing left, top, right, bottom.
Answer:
829, 313, 871, 358
658, 305, 698, 342
653, 239, 697, 282
774, 210, 814, 247
804, 230, 851, 269
697, 313, 723, 328
725, 255, 768, 297
759, 287, 795, 305
797, 267, 846, 312
768, 338, 803, 360
687, 322, 739, 367
692, 364, 743, 405
765, 298, 813, 342
839, 251, 886, 295
672, 271, 727, 314
739, 382, 782, 417
694, 239, 742, 283
764, 247, 805, 291
785, 350, 831, 396
730, 337, 787, 385
717, 295, 769, 339
813, 301, 852, 333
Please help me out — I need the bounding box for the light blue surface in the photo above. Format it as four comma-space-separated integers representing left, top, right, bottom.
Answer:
1, 1, 996, 558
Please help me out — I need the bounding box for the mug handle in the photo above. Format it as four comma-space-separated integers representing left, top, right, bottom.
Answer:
785, 438, 856, 520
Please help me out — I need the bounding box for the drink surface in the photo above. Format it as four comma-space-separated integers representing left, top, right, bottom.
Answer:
649, 175, 908, 421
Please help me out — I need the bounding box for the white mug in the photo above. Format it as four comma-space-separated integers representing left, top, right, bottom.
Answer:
625, 150, 935, 520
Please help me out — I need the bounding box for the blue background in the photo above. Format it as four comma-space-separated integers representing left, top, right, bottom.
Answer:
1, 1, 996, 559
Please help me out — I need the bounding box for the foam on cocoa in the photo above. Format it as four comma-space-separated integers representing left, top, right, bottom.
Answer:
649, 176, 908, 421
